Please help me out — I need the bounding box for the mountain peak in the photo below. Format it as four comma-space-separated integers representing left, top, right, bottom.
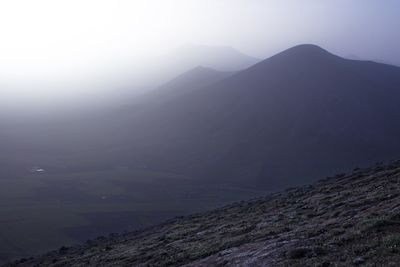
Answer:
271, 44, 336, 61
287, 44, 328, 53
242, 44, 340, 74
189, 65, 217, 73
169, 44, 260, 71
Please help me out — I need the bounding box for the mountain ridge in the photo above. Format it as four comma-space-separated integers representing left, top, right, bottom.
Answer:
3, 44, 399, 191
172, 43, 260, 71
108, 44, 400, 189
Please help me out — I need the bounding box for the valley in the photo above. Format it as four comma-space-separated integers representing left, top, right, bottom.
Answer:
0, 167, 264, 264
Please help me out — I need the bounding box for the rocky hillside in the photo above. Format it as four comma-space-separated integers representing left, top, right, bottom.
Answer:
6, 160, 400, 266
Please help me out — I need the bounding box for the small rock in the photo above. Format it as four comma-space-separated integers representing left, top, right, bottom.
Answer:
287, 247, 312, 259
353, 257, 365, 265
59, 246, 69, 255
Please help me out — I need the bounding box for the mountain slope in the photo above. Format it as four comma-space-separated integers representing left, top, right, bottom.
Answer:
109, 44, 400, 190
129, 66, 233, 109
8, 160, 400, 266
2, 44, 400, 191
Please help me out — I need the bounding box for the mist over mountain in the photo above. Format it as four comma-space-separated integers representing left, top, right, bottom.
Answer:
124, 44, 260, 92
164, 44, 260, 71
0, 44, 258, 116
2, 1, 400, 265
2, 44, 400, 190
132, 66, 234, 108
104, 43, 259, 97
96, 44, 400, 190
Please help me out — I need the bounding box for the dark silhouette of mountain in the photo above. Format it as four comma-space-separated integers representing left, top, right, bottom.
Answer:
2, 44, 400, 191
8, 160, 400, 266
103, 44, 400, 190
346, 54, 398, 67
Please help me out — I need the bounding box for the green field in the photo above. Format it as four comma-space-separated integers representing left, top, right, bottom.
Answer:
0, 167, 266, 264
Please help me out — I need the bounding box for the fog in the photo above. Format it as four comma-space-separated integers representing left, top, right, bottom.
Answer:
1, 0, 399, 114
2, 1, 400, 264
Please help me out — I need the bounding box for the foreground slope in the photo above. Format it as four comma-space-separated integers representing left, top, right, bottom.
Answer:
8, 160, 400, 266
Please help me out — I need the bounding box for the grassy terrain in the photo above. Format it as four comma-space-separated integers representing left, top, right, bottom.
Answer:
8, 160, 400, 266
0, 167, 265, 264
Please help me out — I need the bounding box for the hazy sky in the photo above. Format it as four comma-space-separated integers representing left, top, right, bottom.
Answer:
0, 0, 399, 107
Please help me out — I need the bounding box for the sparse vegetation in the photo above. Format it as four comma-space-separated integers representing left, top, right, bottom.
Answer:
5, 160, 400, 266
0, 168, 262, 264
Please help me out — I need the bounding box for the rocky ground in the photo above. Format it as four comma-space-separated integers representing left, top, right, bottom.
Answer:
5, 160, 400, 266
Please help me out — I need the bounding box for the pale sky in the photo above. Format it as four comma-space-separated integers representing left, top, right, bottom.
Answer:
0, 0, 399, 109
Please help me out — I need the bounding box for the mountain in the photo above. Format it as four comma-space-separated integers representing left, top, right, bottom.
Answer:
125, 44, 261, 92
129, 66, 234, 109
167, 44, 260, 72
346, 54, 398, 67
2, 44, 400, 191
8, 160, 400, 266
105, 44, 400, 190
2, 44, 400, 265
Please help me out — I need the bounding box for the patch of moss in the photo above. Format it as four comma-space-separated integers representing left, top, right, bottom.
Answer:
382, 234, 400, 249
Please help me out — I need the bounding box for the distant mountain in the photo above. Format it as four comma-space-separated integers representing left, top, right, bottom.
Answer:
75, 44, 259, 103
133, 66, 234, 108
2, 44, 400, 191
0, 66, 234, 176
108, 44, 400, 189
167, 44, 260, 72
10, 160, 400, 266
3, 45, 400, 265
138, 44, 260, 88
